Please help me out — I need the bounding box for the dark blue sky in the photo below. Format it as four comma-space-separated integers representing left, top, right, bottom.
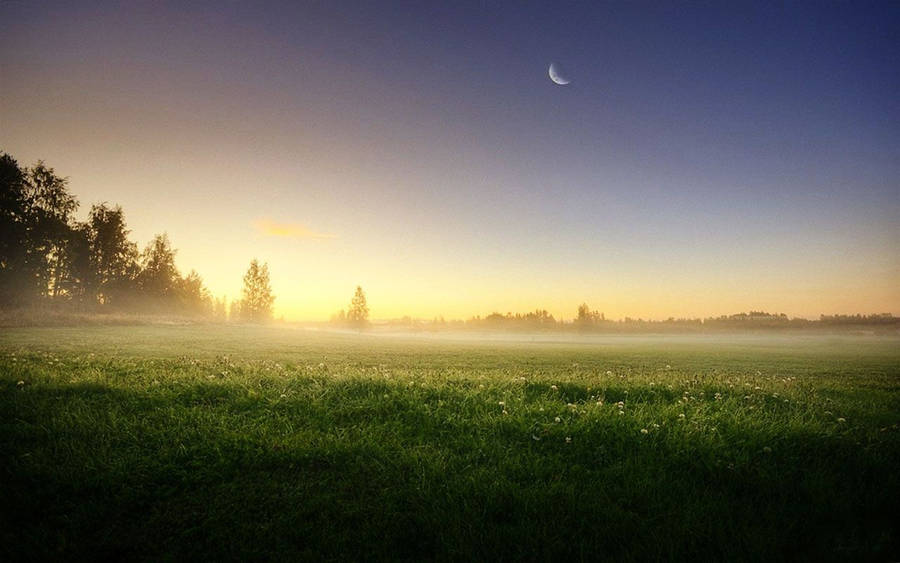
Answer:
2, 1, 898, 318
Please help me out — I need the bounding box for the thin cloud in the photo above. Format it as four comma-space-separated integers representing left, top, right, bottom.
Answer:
255, 219, 337, 240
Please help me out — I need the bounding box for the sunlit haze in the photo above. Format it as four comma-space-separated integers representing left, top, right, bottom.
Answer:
2, 1, 898, 320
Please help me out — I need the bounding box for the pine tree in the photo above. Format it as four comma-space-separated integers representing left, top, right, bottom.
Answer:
239, 259, 274, 322
347, 285, 369, 328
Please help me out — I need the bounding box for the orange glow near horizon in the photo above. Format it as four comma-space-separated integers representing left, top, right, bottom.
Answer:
255, 219, 337, 240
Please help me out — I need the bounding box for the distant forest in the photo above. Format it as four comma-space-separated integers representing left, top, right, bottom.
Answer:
2, 152, 896, 331
381, 309, 899, 333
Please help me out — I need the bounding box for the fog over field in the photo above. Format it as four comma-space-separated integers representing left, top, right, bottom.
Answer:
3, 324, 899, 561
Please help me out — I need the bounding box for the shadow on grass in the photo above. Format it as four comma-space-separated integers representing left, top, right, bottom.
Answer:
2, 381, 898, 562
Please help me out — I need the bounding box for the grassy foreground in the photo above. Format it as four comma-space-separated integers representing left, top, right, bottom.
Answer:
1, 326, 898, 561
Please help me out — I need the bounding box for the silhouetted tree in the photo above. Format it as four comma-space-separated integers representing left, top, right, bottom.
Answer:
0, 153, 32, 305
87, 203, 138, 306
178, 270, 212, 316
24, 161, 79, 299
239, 259, 274, 322
347, 286, 369, 327
577, 303, 590, 323
137, 233, 180, 305
1, 152, 222, 316
576, 303, 604, 328
56, 223, 95, 304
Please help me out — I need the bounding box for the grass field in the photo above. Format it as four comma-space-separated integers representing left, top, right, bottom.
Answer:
2, 326, 898, 561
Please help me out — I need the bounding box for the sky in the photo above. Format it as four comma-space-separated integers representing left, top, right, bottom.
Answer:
2, 1, 898, 321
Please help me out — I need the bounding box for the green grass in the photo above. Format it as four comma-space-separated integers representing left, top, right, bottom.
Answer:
2, 326, 898, 561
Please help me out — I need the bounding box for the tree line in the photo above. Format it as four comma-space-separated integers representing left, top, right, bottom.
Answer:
375, 305, 898, 333
0, 152, 278, 321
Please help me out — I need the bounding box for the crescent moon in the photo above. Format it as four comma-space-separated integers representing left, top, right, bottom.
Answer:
549, 63, 570, 85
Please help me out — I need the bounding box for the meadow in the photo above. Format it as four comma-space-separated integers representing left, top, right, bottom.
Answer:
1, 325, 898, 561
